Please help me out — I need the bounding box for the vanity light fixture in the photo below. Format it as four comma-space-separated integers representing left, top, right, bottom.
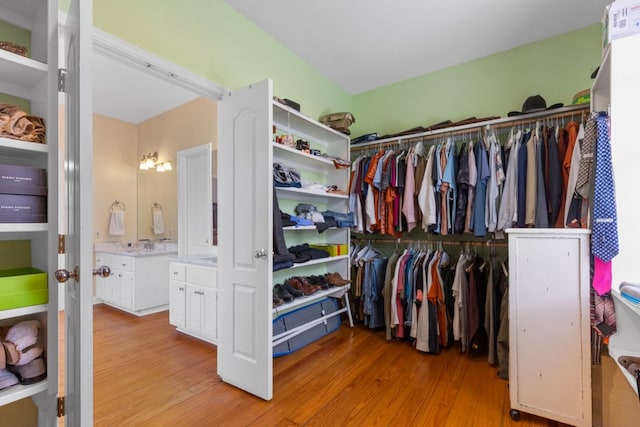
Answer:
139, 152, 158, 170
139, 152, 172, 172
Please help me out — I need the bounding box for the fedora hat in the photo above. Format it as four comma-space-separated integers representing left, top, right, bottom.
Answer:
508, 95, 563, 117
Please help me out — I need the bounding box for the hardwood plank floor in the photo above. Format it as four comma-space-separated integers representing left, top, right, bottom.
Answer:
85, 304, 569, 426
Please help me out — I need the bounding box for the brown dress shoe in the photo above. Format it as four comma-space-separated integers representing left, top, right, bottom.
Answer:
325, 272, 351, 286
287, 277, 315, 296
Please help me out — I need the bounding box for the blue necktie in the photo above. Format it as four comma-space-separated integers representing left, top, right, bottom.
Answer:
591, 114, 619, 262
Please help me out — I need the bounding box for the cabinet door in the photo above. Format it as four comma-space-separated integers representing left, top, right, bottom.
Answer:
119, 271, 134, 310
186, 284, 204, 332
200, 286, 218, 340
169, 280, 186, 328
106, 271, 122, 305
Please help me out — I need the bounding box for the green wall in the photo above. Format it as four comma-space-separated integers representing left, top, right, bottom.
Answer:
351, 25, 602, 137
93, 1, 601, 138
92, 0, 352, 123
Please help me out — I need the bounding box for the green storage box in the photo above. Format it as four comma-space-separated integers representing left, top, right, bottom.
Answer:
0, 267, 48, 310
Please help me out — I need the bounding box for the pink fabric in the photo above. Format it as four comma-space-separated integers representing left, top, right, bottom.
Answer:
592, 256, 612, 296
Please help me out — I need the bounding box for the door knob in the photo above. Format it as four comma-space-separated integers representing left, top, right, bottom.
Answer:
254, 249, 268, 259
93, 265, 111, 278
54, 267, 79, 283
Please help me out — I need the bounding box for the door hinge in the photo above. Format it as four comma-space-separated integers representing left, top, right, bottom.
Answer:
58, 68, 67, 93
57, 396, 65, 417
58, 234, 66, 254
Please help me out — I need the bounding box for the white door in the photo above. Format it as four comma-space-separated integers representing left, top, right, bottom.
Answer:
60, 0, 94, 424
218, 80, 273, 400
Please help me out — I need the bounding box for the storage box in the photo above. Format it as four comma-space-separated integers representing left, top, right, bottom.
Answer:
309, 243, 348, 257
0, 267, 48, 310
0, 164, 47, 196
273, 298, 341, 357
603, 1, 640, 50
0, 194, 47, 223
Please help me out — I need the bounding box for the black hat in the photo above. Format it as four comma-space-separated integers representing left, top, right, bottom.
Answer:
508, 95, 563, 117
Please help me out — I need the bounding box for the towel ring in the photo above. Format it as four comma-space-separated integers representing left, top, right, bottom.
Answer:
152, 202, 163, 210
110, 200, 126, 212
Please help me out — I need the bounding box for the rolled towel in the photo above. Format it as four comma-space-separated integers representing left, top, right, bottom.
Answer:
0, 369, 18, 390
5, 320, 39, 352
109, 210, 126, 235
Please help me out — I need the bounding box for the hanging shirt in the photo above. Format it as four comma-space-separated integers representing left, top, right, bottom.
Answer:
497, 129, 520, 231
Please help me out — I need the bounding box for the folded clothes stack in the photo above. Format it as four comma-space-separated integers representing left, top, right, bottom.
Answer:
0, 320, 47, 390
620, 282, 640, 304
0, 104, 46, 144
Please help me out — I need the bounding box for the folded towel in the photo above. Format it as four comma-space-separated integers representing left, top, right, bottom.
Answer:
109, 210, 126, 235
152, 206, 165, 234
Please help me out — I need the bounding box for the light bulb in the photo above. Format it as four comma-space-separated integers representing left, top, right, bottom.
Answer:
156, 164, 165, 172
163, 162, 172, 171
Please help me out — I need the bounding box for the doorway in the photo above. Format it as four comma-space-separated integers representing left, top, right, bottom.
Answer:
59, 27, 225, 422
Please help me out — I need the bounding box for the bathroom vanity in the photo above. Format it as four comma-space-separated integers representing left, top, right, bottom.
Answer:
95, 243, 177, 316
168, 257, 218, 344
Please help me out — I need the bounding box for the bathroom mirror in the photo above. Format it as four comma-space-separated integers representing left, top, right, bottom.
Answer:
137, 167, 177, 241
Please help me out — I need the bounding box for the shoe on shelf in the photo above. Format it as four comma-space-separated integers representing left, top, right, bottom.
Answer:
325, 272, 351, 286
307, 275, 329, 289
274, 283, 294, 302
273, 295, 285, 308
297, 276, 321, 293
618, 355, 640, 376
284, 280, 304, 297
286, 277, 316, 295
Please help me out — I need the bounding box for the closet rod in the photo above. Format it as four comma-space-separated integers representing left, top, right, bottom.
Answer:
353, 238, 508, 248
351, 104, 589, 152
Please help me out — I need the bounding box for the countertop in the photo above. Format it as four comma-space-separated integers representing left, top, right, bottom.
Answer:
96, 248, 178, 258
168, 255, 218, 267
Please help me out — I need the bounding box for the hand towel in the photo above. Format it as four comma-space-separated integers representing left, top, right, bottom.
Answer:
152, 206, 165, 234
109, 210, 126, 235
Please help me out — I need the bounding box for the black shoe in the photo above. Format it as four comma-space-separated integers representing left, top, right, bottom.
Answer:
284, 279, 304, 297
307, 275, 329, 289
274, 283, 294, 302
273, 295, 285, 307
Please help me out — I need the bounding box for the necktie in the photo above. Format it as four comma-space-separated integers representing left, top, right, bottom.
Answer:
591, 114, 619, 262
575, 118, 596, 198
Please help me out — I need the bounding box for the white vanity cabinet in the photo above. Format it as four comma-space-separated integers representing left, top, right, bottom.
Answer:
95, 251, 172, 315
169, 261, 218, 344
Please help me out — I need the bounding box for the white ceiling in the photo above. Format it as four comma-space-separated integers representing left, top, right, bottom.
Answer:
92, 52, 200, 124
226, 0, 610, 94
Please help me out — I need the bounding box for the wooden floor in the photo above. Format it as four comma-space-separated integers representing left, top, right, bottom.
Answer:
85, 304, 568, 426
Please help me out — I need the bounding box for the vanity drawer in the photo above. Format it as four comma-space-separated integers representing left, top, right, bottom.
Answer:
186, 264, 217, 288
112, 255, 133, 272
169, 262, 186, 281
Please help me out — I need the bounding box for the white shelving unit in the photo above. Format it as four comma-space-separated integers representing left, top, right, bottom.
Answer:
272, 99, 353, 343
609, 290, 640, 395
592, 32, 640, 400
0, 0, 59, 420
218, 80, 353, 400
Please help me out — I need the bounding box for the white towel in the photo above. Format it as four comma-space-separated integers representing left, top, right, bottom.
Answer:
152, 207, 165, 234
108, 210, 126, 235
